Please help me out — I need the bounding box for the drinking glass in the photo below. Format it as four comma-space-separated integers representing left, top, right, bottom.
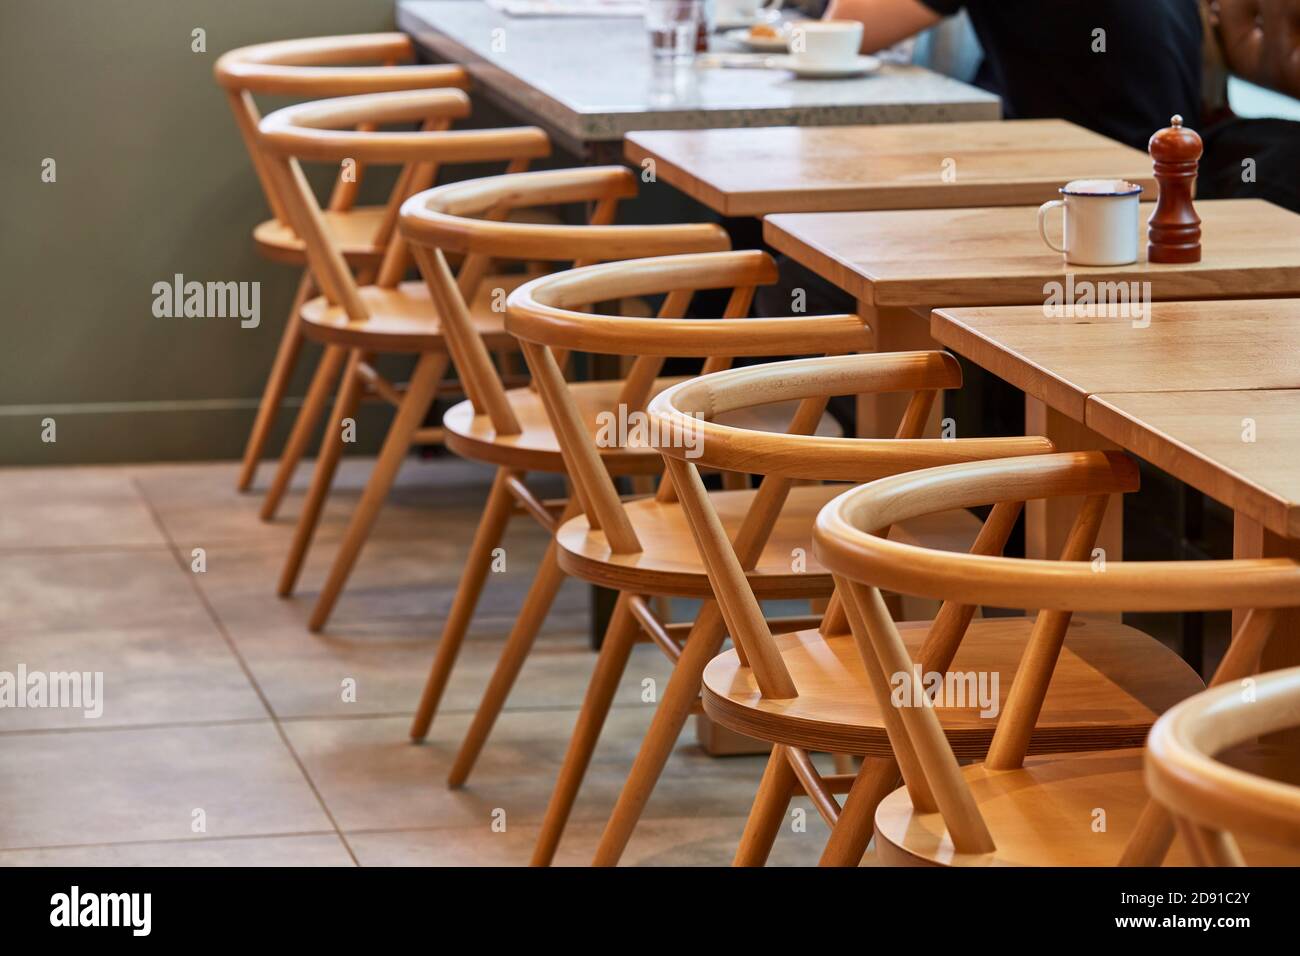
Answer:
646, 0, 702, 62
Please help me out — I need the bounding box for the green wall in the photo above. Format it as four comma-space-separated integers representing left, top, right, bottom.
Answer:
0, 0, 417, 465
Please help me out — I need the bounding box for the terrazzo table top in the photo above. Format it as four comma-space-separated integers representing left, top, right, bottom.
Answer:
397, 1, 1001, 152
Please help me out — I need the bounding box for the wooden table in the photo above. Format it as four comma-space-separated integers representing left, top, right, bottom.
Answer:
933, 300, 1300, 667
1089, 388, 1300, 668
765, 198, 1300, 307
625, 119, 1157, 215
1087, 389, 1300, 541
397, 1, 1000, 158
932, 298, 1300, 423
765, 198, 1300, 561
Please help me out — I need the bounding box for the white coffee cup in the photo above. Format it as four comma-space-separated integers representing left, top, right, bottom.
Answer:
1037, 179, 1144, 266
789, 20, 863, 68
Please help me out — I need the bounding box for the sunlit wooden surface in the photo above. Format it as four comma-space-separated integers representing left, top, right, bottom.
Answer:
626, 120, 1156, 216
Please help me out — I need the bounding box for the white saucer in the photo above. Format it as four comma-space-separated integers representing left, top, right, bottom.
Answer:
722, 27, 788, 51
716, 16, 760, 31
769, 54, 880, 78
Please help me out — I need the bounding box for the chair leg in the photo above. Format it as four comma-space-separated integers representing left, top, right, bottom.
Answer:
447, 513, 575, 786
591, 600, 727, 867
261, 343, 347, 522
818, 756, 899, 866
733, 744, 798, 867
238, 270, 312, 492
307, 351, 449, 633
531, 593, 642, 867
409, 467, 518, 741
1118, 800, 1177, 866
277, 349, 367, 597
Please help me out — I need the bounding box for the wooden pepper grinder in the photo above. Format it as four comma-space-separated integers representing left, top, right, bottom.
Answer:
1147, 114, 1203, 263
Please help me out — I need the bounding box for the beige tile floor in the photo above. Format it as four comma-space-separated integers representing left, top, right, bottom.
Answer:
0, 454, 831, 866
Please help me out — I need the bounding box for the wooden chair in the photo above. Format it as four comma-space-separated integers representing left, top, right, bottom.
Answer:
505, 252, 994, 866
395, 167, 732, 743
255, 90, 552, 627
648, 356, 1233, 865
812, 450, 1300, 865
214, 34, 470, 493
1147, 666, 1300, 865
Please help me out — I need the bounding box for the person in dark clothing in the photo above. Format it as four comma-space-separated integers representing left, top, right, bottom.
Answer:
826, 0, 1204, 150
1199, 117, 1300, 213
822, 0, 1299, 213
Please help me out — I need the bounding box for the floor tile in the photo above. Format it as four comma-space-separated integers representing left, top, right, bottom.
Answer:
0, 722, 331, 849
133, 456, 564, 552
194, 527, 577, 630
0, 548, 199, 636
282, 711, 777, 835
349, 814, 831, 867
0, 608, 262, 731
0, 466, 166, 550
0, 833, 353, 867
0, 458, 856, 866
216, 609, 671, 720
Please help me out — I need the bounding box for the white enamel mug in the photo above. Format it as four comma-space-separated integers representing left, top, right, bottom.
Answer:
1037, 179, 1144, 266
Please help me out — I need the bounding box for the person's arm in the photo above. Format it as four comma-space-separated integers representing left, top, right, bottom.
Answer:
823, 0, 947, 53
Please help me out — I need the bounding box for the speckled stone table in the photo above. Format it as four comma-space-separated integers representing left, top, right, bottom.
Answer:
397, 0, 1001, 157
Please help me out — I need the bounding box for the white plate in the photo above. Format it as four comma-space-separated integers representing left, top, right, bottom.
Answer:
722, 27, 789, 51
715, 16, 760, 30
768, 53, 880, 78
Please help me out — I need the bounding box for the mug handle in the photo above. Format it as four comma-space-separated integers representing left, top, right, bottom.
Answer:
1037, 199, 1067, 254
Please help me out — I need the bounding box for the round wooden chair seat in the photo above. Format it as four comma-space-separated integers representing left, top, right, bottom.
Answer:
299, 277, 527, 352
444, 376, 680, 475
443, 378, 844, 475
874, 747, 1300, 866
556, 483, 842, 598
254, 206, 569, 267
556, 485, 977, 599
253, 206, 389, 266
702, 618, 1203, 758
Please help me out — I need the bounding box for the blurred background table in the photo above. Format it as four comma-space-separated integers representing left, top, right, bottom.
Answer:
397, 0, 1000, 159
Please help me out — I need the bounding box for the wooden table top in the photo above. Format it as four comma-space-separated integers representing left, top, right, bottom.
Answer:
1087, 389, 1300, 539
764, 198, 1300, 306
930, 298, 1300, 422
625, 120, 1157, 216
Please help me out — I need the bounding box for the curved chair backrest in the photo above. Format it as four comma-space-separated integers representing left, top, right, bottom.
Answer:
812, 451, 1300, 856
257, 90, 550, 323
647, 354, 1054, 699
1146, 666, 1300, 865
215, 33, 469, 229
398, 167, 731, 438
508, 251, 870, 358
505, 250, 874, 560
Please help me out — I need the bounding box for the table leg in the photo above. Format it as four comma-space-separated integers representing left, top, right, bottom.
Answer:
854, 303, 942, 439
1233, 515, 1300, 669
1234, 516, 1300, 754
695, 715, 770, 755
1025, 398, 1124, 566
